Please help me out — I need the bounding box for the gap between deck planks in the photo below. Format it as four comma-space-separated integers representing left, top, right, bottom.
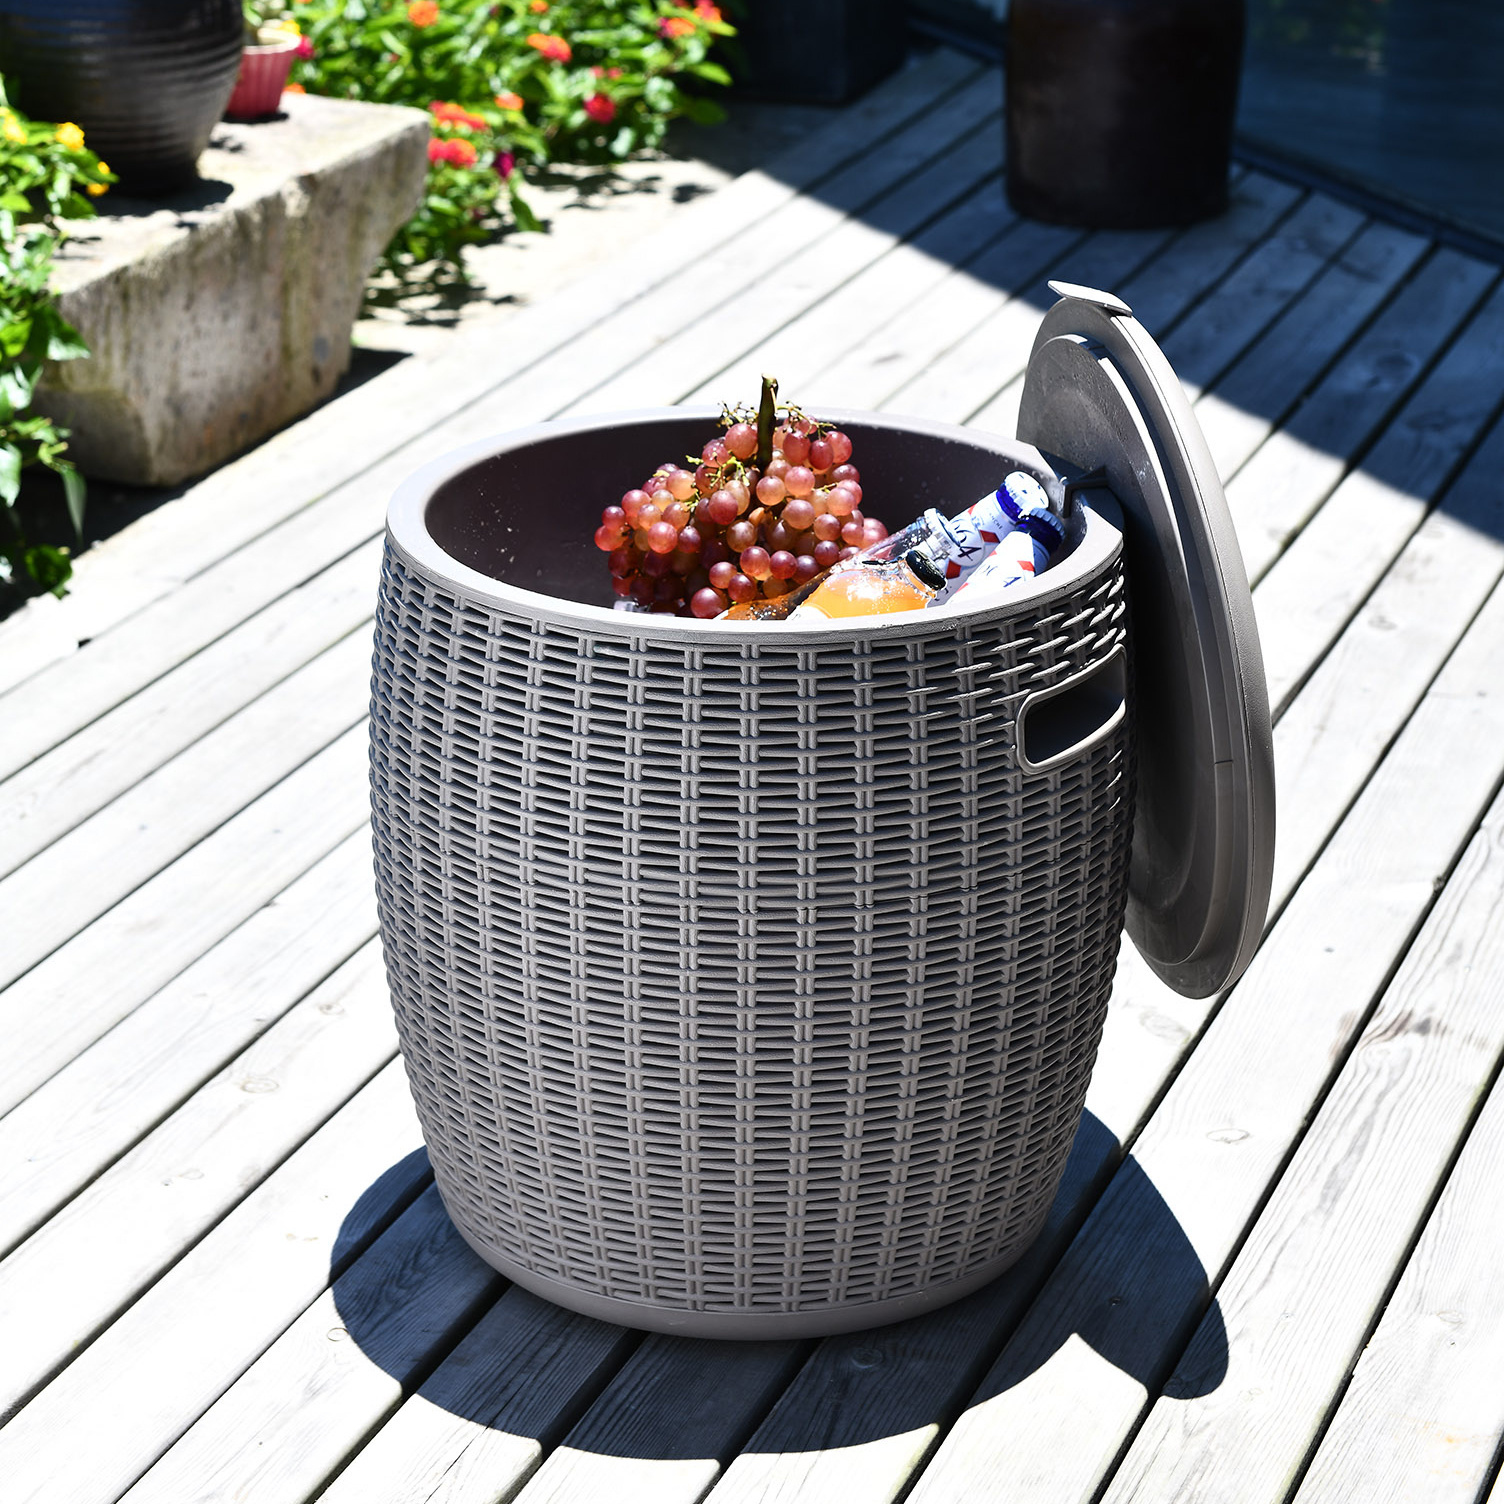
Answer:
2, 53, 1504, 1504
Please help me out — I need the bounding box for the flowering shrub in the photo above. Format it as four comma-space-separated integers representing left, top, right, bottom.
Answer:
290, 0, 734, 287
0, 84, 113, 597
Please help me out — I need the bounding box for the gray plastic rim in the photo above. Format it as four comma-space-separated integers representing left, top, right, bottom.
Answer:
1019, 285, 1276, 999
385, 406, 1126, 645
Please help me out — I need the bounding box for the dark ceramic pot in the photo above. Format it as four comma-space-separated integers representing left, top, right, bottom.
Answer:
1006, 0, 1246, 228
0, 0, 243, 193
734, 0, 908, 104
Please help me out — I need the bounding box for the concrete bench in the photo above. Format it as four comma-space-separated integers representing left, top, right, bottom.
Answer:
39, 94, 428, 487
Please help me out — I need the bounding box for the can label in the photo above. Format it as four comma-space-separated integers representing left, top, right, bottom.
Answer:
951, 505, 1065, 603
934, 474, 1053, 602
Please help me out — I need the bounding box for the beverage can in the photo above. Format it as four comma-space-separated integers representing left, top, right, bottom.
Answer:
949, 504, 1065, 604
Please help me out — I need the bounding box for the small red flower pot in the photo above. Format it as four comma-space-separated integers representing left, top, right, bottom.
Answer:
223, 35, 299, 121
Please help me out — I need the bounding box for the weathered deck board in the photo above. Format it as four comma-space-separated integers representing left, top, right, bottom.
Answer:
315, 1289, 637, 1504
0, 630, 370, 990
680, 169, 1021, 407
1192, 219, 1431, 480
0, 726, 369, 1115
0, 537, 380, 877
878, 173, 1301, 423
0, 830, 373, 1258
0, 1064, 429, 1502
1102, 775, 1504, 1504
117, 1185, 500, 1504
0, 942, 396, 1418
1262, 415, 1504, 909
1227, 249, 1499, 582
1254, 286, 1504, 712
1290, 1074, 1504, 1504
575, 99, 1006, 412
1154, 192, 1365, 399
3, 45, 1504, 1504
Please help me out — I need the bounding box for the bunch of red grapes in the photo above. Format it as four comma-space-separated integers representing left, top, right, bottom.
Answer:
592, 402, 887, 618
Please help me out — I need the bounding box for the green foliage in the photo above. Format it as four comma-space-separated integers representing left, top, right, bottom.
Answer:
0, 84, 112, 597
291, 0, 734, 287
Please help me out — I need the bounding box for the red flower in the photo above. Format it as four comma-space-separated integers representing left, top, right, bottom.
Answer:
295, 35, 315, 58
526, 31, 571, 61
428, 137, 478, 166
584, 93, 615, 124
407, 0, 438, 25
659, 16, 695, 38
695, 0, 722, 19
496, 150, 516, 180
494, 90, 524, 110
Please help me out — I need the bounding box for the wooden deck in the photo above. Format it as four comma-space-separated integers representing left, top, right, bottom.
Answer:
2, 47, 1504, 1504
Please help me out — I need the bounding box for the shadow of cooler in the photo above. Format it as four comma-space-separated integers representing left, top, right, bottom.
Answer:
368, 285, 1276, 1339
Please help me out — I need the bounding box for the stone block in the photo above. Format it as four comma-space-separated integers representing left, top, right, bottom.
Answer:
38, 94, 429, 486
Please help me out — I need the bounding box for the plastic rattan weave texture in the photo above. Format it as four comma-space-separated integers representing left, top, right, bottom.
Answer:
370, 528, 1133, 1334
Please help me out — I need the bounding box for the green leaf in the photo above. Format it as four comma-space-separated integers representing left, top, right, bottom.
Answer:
24, 542, 72, 597
59, 462, 85, 539
44, 318, 90, 362
677, 95, 726, 125
1, 317, 31, 358
0, 191, 29, 212
508, 186, 543, 233
687, 61, 731, 85
0, 443, 20, 507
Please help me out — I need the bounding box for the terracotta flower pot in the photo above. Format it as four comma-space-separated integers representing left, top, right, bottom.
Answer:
223, 34, 300, 122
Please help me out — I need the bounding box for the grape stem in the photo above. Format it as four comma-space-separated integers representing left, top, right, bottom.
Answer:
756, 374, 778, 471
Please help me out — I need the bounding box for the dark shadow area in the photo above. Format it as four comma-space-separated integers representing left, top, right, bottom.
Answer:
1240, 0, 1504, 250
330, 1110, 1228, 1458
87, 176, 236, 221
331, 1147, 436, 1277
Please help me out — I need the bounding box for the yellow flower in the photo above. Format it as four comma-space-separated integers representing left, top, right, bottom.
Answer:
2, 111, 27, 144
56, 121, 86, 151
87, 180, 108, 197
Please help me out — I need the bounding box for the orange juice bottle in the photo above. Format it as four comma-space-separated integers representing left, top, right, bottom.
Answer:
786, 543, 946, 621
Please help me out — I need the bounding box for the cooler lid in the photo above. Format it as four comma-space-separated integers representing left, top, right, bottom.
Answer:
1017, 282, 1275, 998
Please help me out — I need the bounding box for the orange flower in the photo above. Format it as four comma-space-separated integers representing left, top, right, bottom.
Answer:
694, 0, 721, 19
659, 15, 695, 38
407, 0, 438, 26
529, 0, 548, 10
494, 90, 525, 110
284, 81, 306, 93
430, 100, 487, 129
526, 31, 571, 61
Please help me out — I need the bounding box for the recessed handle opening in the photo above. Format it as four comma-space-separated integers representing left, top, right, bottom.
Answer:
1017, 648, 1127, 774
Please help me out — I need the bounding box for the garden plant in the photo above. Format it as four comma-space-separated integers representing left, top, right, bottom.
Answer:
0, 83, 112, 596
288, 0, 735, 288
